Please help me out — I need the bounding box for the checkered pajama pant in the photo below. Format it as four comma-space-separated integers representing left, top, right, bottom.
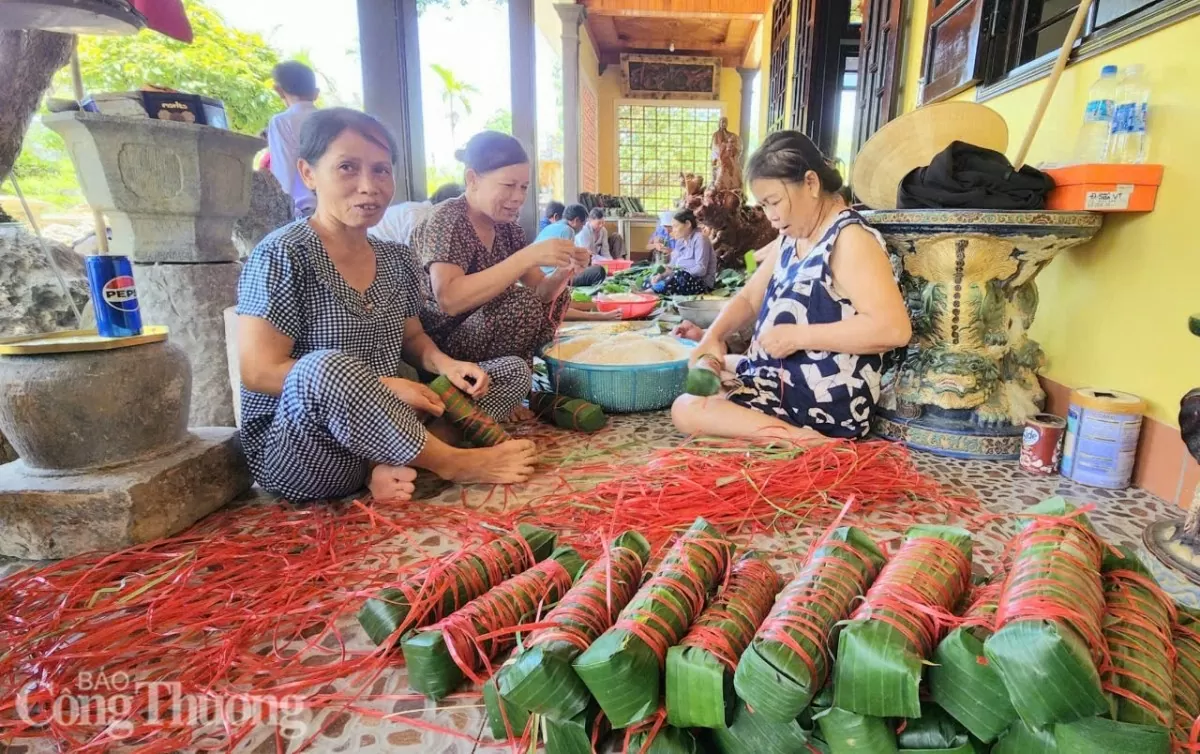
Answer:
248, 349, 531, 501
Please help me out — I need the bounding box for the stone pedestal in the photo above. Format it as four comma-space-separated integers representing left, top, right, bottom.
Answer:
0, 339, 251, 559
865, 210, 1102, 459
45, 112, 264, 427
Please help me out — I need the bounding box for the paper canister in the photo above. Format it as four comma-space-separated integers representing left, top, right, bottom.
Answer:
1060, 389, 1147, 489
1020, 413, 1067, 475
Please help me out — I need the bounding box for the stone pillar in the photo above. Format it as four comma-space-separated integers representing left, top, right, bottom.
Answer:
358, 0, 425, 202
738, 67, 759, 154
557, 3, 587, 202
44, 113, 263, 427
510, 0, 539, 239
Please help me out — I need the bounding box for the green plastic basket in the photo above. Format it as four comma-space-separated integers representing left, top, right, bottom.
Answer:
539, 337, 696, 413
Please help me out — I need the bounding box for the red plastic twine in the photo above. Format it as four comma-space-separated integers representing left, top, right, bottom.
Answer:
679, 556, 782, 669
424, 557, 574, 685
994, 510, 1108, 667
851, 536, 971, 656
525, 544, 645, 654
1101, 567, 1178, 729
613, 533, 732, 668
1174, 621, 1200, 752
757, 537, 881, 688
957, 579, 1004, 633
392, 533, 536, 635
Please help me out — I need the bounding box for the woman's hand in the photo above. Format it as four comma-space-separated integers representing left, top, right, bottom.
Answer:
380, 377, 445, 416
757, 324, 807, 359
689, 333, 727, 368
672, 320, 705, 341
523, 238, 578, 270
440, 359, 491, 399
570, 246, 592, 268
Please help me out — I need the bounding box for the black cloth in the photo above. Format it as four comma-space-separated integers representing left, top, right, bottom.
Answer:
571, 265, 606, 287
897, 141, 1055, 210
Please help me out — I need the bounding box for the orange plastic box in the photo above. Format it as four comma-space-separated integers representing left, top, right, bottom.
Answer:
1044, 163, 1163, 212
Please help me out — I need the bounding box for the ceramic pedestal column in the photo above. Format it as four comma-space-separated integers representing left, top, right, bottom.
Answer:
45, 112, 264, 427
865, 210, 1102, 459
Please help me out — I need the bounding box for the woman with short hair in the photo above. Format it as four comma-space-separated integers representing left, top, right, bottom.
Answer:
649, 208, 716, 296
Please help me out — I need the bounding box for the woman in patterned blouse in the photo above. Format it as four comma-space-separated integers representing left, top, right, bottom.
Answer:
672, 131, 911, 445
411, 131, 591, 365
236, 109, 538, 503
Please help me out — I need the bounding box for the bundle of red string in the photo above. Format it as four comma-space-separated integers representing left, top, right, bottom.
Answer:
850, 536, 971, 655
1173, 618, 1200, 751
678, 555, 781, 669
424, 556, 575, 685
994, 510, 1108, 666
1100, 566, 1178, 728
755, 536, 881, 689
524, 543, 645, 654
956, 578, 1004, 632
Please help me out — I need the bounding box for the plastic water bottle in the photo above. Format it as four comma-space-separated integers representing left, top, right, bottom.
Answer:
1107, 65, 1151, 163
1073, 65, 1118, 164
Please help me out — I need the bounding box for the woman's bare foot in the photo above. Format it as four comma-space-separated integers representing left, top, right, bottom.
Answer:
508, 405, 535, 423
368, 464, 418, 501
446, 440, 538, 485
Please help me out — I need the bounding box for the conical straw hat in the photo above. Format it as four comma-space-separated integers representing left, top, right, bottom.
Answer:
851, 101, 1009, 210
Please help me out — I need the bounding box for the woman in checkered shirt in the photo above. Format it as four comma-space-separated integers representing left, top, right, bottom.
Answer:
235, 109, 537, 503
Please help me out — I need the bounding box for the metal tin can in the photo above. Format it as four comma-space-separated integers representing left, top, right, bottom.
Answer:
1061, 388, 1146, 489
85, 255, 143, 338
1020, 413, 1067, 475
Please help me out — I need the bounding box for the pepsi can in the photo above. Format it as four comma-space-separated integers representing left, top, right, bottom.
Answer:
85, 255, 143, 338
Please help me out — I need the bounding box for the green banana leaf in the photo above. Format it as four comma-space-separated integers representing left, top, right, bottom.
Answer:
1173, 607, 1200, 750
813, 706, 898, 754
897, 703, 971, 751
984, 498, 1108, 728
708, 702, 809, 754
403, 547, 585, 700
543, 703, 609, 754
834, 525, 973, 719
1099, 546, 1175, 729
665, 553, 782, 729
992, 719, 1057, 754
358, 523, 556, 646
574, 518, 733, 728
483, 672, 532, 742
498, 531, 650, 721
734, 527, 885, 722
1054, 716, 1170, 754
625, 724, 700, 754
929, 580, 1016, 742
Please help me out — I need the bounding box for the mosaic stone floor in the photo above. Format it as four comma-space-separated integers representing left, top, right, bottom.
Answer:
1, 409, 1195, 754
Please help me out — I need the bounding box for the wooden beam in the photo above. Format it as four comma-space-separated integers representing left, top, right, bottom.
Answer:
741, 19, 762, 69
583, 0, 763, 20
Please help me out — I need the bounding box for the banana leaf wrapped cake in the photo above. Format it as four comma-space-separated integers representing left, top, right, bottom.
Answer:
928, 577, 1016, 742
734, 526, 885, 722
497, 531, 651, 721
984, 497, 1109, 727
833, 524, 973, 718
665, 552, 782, 729
574, 517, 733, 728
358, 523, 556, 645
403, 546, 585, 700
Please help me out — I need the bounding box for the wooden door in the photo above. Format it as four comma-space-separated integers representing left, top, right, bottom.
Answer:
853, 0, 904, 154
766, 0, 792, 134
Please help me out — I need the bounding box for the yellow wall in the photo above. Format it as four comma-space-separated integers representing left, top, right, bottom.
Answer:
895, 11, 1200, 424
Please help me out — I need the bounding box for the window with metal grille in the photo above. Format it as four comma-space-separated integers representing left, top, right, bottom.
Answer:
616, 104, 722, 212
767, 0, 792, 133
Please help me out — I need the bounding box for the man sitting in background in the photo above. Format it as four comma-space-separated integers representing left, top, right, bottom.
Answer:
535, 203, 605, 287
575, 207, 625, 261
539, 200, 565, 233
371, 183, 463, 246
267, 61, 320, 218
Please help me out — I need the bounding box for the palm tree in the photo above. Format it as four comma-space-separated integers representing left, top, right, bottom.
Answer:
431, 63, 479, 146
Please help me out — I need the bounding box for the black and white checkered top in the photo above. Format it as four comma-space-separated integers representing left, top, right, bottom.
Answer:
235, 219, 424, 462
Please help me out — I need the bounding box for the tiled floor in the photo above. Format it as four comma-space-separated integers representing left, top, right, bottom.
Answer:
0, 409, 1194, 754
